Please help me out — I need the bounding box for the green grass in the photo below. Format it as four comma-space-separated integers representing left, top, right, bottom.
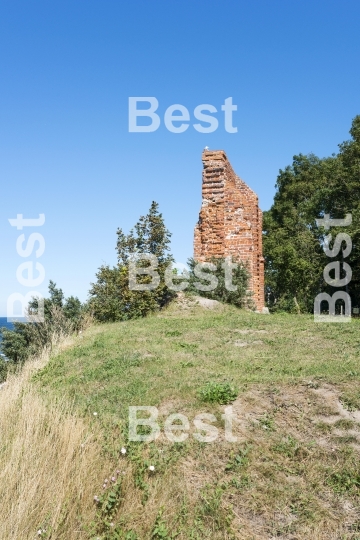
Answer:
34, 302, 360, 539
340, 389, 360, 411
198, 381, 238, 405
36, 304, 360, 424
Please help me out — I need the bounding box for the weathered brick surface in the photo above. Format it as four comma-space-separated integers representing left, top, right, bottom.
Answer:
194, 150, 265, 310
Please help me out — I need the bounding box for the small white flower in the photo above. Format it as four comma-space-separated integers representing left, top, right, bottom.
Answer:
110, 522, 114, 527
93, 412, 98, 416
111, 476, 116, 482
94, 495, 99, 502
37, 531, 42, 536
103, 483, 106, 489
104, 479, 108, 483
120, 447, 126, 455
149, 465, 155, 472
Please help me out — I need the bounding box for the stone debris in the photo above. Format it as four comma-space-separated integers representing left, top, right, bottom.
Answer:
193, 296, 221, 309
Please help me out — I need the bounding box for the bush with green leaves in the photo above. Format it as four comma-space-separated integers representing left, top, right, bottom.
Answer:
0, 322, 36, 364
0, 281, 85, 365
89, 201, 176, 322
198, 381, 238, 405
187, 256, 252, 309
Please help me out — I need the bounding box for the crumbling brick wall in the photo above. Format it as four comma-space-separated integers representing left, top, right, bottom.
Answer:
194, 149, 265, 310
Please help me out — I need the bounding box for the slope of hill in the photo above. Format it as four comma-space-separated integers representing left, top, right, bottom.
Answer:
3, 298, 360, 539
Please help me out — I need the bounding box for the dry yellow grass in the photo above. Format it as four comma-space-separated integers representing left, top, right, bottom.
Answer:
0, 340, 110, 540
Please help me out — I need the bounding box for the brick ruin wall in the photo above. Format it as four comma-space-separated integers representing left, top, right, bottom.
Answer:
194, 150, 265, 310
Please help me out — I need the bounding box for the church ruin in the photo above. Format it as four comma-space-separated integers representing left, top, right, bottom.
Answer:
194, 149, 265, 310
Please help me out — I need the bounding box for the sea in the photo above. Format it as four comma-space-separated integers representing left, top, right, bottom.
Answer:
0, 318, 14, 348
0, 318, 15, 332
0, 319, 15, 359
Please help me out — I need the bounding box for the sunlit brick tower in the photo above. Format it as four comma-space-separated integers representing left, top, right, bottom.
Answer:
194, 149, 265, 311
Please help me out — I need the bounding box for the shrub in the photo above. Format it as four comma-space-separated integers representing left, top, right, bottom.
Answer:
198, 381, 238, 405
187, 256, 253, 309
89, 202, 176, 322
0, 326, 29, 364
0, 306, 72, 364
0, 281, 86, 365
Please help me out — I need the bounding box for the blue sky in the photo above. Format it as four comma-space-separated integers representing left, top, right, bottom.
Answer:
1, 0, 360, 315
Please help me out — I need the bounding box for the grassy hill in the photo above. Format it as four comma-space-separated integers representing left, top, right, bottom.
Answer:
3, 297, 360, 539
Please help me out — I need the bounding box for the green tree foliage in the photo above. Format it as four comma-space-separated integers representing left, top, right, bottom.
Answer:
89, 201, 176, 322
0, 281, 84, 364
187, 256, 252, 308
63, 296, 83, 329
264, 116, 360, 312
29, 280, 84, 328
0, 324, 30, 363
47, 279, 65, 308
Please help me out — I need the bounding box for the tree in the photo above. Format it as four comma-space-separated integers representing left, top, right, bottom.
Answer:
262, 154, 328, 312
89, 201, 176, 322
0, 281, 84, 363
324, 116, 360, 305
63, 296, 84, 330
264, 116, 360, 312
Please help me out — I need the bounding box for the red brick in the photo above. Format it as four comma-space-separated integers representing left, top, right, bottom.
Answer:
194, 150, 265, 310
